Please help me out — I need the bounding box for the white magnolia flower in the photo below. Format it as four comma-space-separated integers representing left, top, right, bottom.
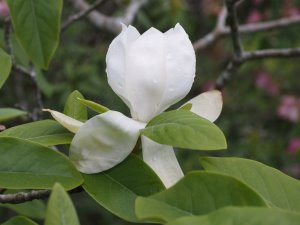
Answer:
47, 24, 223, 188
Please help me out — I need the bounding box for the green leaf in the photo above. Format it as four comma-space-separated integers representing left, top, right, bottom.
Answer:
83, 154, 165, 222
141, 110, 227, 150
6, 0, 63, 69
167, 207, 300, 225
44, 183, 80, 225
135, 172, 267, 223
200, 157, 300, 213
1, 216, 38, 225
77, 98, 109, 114
0, 108, 26, 122
64, 90, 87, 122
0, 48, 12, 89
0, 137, 83, 190
1, 200, 46, 219
0, 120, 73, 146
179, 103, 192, 110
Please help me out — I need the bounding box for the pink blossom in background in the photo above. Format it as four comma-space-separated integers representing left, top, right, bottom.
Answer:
286, 138, 300, 155
201, 80, 215, 92
255, 72, 280, 97
252, 0, 263, 5
282, 0, 300, 17
277, 95, 300, 123
246, 10, 263, 23
0, 0, 9, 18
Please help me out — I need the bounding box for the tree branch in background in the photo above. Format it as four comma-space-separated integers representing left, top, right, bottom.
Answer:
0, 190, 51, 204
61, 0, 105, 32
213, 0, 300, 90
68, 0, 148, 34
4, 18, 43, 120
193, 7, 227, 51
193, 12, 300, 51
0, 187, 83, 204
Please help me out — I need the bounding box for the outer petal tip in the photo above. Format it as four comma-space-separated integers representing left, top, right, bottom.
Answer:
184, 90, 223, 122
43, 109, 83, 133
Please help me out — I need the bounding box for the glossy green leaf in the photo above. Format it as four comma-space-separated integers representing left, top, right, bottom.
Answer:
179, 103, 192, 110
0, 108, 26, 122
6, 0, 63, 68
83, 154, 165, 222
44, 183, 80, 225
141, 110, 227, 150
0, 137, 83, 190
64, 90, 87, 122
200, 157, 300, 212
1, 199, 46, 219
135, 172, 267, 223
1, 216, 38, 225
0, 120, 73, 146
0, 48, 12, 89
167, 207, 300, 225
77, 98, 109, 114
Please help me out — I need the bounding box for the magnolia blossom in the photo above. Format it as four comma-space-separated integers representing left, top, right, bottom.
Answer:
47, 24, 223, 188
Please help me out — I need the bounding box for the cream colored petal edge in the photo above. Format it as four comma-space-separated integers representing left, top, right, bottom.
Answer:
70, 110, 146, 174
43, 109, 83, 133
183, 90, 223, 122
141, 136, 184, 188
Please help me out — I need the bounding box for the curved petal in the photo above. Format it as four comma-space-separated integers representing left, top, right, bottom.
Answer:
183, 90, 223, 122
70, 110, 146, 173
106, 24, 140, 109
126, 27, 166, 122
141, 136, 184, 188
43, 109, 83, 133
156, 23, 196, 114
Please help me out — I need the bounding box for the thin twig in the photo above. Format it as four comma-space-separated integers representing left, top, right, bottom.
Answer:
225, 0, 243, 57
242, 48, 300, 60
214, 0, 244, 90
61, 0, 105, 32
193, 14, 300, 51
0, 190, 51, 204
0, 187, 83, 204
69, 0, 148, 34
4, 19, 43, 120
193, 7, 227, 50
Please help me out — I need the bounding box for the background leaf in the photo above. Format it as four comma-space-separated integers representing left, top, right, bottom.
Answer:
0, 48, 12, 89
136, 172, 267, 223
63, 90, 87, 122
0, 108, 26, 122
6, 0, 63, 68
1, 200, 46, 220
83, 154, 165, 222
141, 110, 227, 150
200, 157, 300, 213
1, 216, 38, 225
44, 183, 80, 225
167, 207, 300, 225
0, 120, 73, 146
77, 98, 109, 114
0, 137, 83, 190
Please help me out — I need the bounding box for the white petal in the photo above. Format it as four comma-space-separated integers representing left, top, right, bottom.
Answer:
183, 90, 223, 122
43, 109, 83, 133
70, 110, 146, 173
106, 24, 140, 109
156, 23, 195, 113
126, 27, 166, 122
141, 136, 184, 188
